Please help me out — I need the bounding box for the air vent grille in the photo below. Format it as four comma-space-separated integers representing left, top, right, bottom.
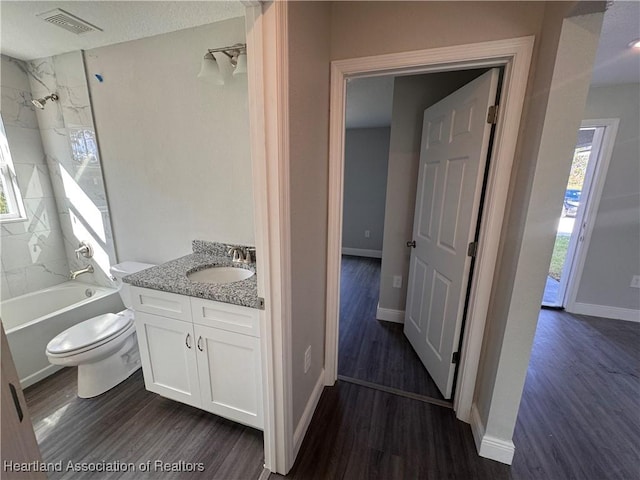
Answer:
36, 8, 102, 35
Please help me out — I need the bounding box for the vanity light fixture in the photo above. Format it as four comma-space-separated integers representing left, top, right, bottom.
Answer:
197, 43, 247, 84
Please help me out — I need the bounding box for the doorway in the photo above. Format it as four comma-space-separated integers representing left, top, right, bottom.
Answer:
542, 120, 618, 308
325, 38, 534, 422
338, 68, 497, 404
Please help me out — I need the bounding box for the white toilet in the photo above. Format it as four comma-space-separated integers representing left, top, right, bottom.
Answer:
46, 261, 155, 398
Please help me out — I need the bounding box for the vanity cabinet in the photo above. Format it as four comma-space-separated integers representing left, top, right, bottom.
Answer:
131, 287, 263, 429
134, 311, 201, 408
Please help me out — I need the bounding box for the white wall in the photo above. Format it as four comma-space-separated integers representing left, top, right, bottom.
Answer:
342, 127, 389, 253
287, 0, 332, 431
0, 55, 68, 299
378, 70, 485, 312
573, 84, 640, 313
85, 17, 254, 264
473, 7, 603, 462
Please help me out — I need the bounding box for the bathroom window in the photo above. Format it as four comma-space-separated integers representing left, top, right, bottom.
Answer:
0, 116, 26, 222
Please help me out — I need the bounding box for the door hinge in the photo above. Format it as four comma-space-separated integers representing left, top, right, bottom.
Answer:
487, 105, 499, 124
467, 241, 478, 257
452, 351, 460, 364
258, 297, 265, 310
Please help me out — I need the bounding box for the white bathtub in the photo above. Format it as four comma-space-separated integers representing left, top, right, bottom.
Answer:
1, 281, 124, 388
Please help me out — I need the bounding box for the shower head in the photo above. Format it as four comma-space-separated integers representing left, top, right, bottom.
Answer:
31, 93, 59, 109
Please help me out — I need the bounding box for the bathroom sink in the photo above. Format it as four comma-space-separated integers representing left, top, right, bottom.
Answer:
187, 267, 254, 284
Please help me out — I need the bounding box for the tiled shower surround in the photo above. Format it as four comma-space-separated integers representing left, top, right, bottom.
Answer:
1, 55, 69, 298
0, 51, 117, 299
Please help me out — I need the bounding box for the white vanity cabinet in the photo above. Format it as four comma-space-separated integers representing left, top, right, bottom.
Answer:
131, 286, 263, 429
134, 311, 201, 407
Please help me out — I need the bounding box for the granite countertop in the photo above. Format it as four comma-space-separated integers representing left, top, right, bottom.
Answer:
123, 241, 259, 309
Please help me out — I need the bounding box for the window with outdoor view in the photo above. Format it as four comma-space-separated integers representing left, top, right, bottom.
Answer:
0, 115, 26, 222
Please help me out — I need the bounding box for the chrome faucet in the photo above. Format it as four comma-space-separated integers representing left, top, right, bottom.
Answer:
227, 246, 256, 264
70, 265, 94, 280
227, 246, 245, 263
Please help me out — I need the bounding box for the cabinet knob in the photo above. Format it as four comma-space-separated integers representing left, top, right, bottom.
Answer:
197, 336, 204, 352
185, 333, 192, 349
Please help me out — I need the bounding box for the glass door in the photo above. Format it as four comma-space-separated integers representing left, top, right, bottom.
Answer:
542, 127, 605, 308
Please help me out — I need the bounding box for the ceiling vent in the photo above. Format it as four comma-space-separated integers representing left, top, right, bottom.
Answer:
36, 9, 102, 35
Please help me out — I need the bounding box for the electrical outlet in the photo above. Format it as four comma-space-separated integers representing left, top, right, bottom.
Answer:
631, 275, 640, 288
304, 345, 311, 373
393, 275, 402, 289
364, 230, 371, 238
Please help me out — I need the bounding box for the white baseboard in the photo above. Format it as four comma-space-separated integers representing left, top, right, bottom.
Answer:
21, 364, 64, 389
470, 404, 515, 465
567, 302, 640, 322
376, 304, 404, 323
293, 368, 325, 458
341, 247, 382, 258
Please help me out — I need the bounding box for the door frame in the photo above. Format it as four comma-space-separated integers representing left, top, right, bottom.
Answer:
324, 36, 535, 422
562, 118, 619, 310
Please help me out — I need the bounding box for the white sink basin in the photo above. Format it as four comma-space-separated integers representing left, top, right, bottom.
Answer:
187, 266, 254, 284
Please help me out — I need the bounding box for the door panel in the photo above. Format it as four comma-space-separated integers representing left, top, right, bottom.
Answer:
404, 68, 500, 399
135, 312, 200, 407
195, 324, 263, 429
1, 324, 46, 479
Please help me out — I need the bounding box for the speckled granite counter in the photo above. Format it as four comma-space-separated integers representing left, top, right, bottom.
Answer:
123, 241, 259, 309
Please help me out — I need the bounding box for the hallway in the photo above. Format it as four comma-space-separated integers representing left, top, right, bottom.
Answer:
274, 291, 639, 478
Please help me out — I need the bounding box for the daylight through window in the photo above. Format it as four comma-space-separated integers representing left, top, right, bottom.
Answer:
0, 116, 26, 222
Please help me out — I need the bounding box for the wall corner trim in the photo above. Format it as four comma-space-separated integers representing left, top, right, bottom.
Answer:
471, 404, 515, 465
293, 368, 325, 459
376, 304, 405, 323
567, 303, 640, 323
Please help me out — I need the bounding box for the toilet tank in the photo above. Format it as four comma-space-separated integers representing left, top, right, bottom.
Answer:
110, 262, 156, 309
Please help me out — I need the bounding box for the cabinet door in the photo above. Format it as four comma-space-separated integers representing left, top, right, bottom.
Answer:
194, 324, 263, 429
135, 312, 200, 408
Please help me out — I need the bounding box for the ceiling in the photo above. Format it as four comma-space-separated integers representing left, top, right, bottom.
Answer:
0, 1, 245, 61
590, 0, 640, 86
346, 1, 639, 129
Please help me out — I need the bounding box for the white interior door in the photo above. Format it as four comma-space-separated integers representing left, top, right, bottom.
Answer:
1, 324, 46, 478
404, 68, 500, 399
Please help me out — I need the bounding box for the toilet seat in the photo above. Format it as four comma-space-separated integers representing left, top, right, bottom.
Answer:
46, 310, 134, 357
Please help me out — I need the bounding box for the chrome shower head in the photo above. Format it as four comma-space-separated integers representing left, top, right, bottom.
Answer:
31, 93, 59, 109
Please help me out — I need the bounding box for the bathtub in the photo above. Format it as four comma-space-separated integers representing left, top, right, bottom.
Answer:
1, 281, 125, 388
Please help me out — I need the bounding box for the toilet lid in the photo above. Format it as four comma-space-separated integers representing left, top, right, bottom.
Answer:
46, 312, 133, 355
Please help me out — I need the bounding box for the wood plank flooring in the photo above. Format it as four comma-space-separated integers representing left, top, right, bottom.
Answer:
273, 308, 640, 479
24, 368, 264, 480
510, 309, 640, 480
338, 255, 445, 401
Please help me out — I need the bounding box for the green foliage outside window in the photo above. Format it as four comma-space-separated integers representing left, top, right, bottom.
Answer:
0, 189, 8, 214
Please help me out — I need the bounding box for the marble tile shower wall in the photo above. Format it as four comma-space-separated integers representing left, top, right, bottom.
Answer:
0, 55, 69, 299
26, 51, 116, 288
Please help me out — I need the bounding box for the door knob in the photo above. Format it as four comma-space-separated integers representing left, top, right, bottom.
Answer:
407, 240, 416, 248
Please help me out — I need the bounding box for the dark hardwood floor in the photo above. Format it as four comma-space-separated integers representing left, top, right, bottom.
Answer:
273, 308, 640, 479
24, 368, 264, 479
338, 255, 445, 401
510, 309, 640, 480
